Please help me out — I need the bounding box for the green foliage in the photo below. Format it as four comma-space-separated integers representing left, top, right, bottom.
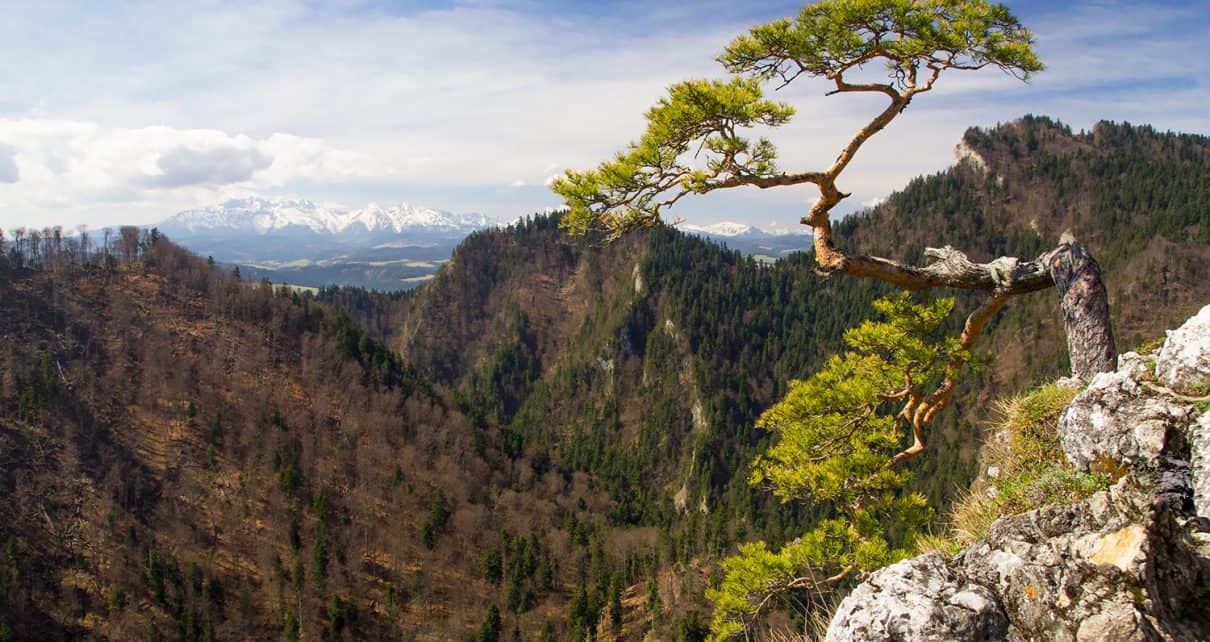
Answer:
1133, 335, 1165, 356
420, 522, 437, 550
312, 528, 331, 586
751, 294, 965, 501
325, 596, 356, 640
709, 295, 955, 639
671, 609, 710, 642
457, 309, 541, 432
478, 529, 558, 614
133, 547, 223, 641
273, 441, 303, 497
475, 605, 502, 642
559, 528, 639, 641
282, 611, 300, 642
290, 557, 305, 593
418, 488, 453, 550
553, 77, 792, 237
428, 489, 451, 530
330, 310, 429, 393
481, 546, 504, 584
107, 583, 125, 613
646, 576, 662, 624
720, 0, 1042, 83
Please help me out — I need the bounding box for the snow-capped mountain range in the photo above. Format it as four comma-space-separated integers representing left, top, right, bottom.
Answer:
160, 197, 493, 237
156, 197, 496, 266
677, 221, 804, 238
161, 197, 802, 240
154, 197, 809, 290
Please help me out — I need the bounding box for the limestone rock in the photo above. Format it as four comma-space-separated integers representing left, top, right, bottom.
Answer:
825, 552, 1007, 642
1155, 304, 1210, 390
956, 479, 1205, 642
1193, 412, 1210, 519
1057, 359, 1195, 473
827, 480, 1208, 641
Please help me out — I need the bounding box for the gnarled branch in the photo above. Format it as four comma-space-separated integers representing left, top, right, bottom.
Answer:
888, 290, 1011, 468
882, 238, 1115, 469
814, 242, 1056, 295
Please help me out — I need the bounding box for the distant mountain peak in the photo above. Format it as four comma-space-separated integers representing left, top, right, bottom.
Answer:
677, 221, 802, 238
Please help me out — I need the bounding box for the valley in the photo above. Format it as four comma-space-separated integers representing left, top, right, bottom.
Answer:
3, 117, 1207, 640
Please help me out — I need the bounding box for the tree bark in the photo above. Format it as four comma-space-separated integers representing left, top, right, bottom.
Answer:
1046, 236, 1117, 380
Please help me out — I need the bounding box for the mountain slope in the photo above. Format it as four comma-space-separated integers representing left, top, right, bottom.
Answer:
839, 116, 1210, 384
0, 237, 622, 641
343, 116, 1210, 544
334, 117, 1210, 635
4, 116, 1208, 641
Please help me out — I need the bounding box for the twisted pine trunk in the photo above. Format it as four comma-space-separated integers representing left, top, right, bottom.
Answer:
1047, 237, 1117, 380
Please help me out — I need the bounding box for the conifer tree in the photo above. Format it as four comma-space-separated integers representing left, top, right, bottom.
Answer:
707, 295, 952, 637
552, 0, 1113, 468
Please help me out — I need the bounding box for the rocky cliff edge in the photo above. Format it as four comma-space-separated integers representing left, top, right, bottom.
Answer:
826, 305, 1210, 642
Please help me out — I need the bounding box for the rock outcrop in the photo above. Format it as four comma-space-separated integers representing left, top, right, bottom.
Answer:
1057, 352, 1196, 478
826, 553, 1007, 642
1192, 412, 1210, 522
1156, 305, 1210, 390
826, 306, 1210, 642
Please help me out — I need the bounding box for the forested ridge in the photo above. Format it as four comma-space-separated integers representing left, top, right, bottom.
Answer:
330, 116, 1210, 635
339, 116, 1208, 511
2, 117, 1209, 640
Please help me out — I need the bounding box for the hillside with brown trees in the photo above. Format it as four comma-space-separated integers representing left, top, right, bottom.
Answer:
0, 231, 636, 640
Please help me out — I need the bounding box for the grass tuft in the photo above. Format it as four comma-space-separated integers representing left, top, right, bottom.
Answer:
934, 384, 1115, 549
915, 532, 962, 558
1133, 335, 1166, 356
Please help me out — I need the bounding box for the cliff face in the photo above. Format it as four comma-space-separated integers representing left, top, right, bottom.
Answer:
826, 307, 1210, 641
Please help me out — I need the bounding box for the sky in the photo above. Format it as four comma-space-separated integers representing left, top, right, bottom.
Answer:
0, 0, 1207, 233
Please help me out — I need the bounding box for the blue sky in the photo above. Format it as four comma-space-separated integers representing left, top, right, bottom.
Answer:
0, 0, 1206, 232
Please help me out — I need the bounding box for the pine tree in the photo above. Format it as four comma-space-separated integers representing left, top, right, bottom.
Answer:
706, 295, 954, 638
475, 604, 502, 642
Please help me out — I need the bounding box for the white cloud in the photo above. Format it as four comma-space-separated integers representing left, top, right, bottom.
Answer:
0, 119, 395, 227
0, 2, 743, 229
143, 144, 271, 188
256, 134, 401, 184
0, 144, 17, 183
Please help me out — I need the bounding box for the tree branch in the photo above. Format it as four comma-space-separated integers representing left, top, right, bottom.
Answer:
887, 291, 1011, 468
823, 79, 906, 181
813, 244, 1057, 294
706, 170, 827, 190
745, 564, 855, 632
